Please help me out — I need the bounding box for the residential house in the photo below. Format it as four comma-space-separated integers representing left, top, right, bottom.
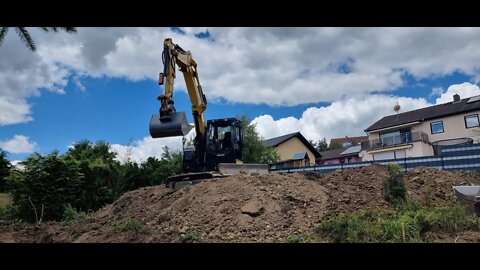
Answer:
263, 132, 321, 165
329, 136, 368, 148
269, 152, 311, 170
361, 94, 479, 161
319, 145, 362, 165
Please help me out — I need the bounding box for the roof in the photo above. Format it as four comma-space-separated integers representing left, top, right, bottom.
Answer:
292, 152, 308, 160
340, 145, 362, 156
319, 146, 362, 160
365, 95, 480, 132
262, 132, 321, 158
318, 147, 348, 160
329, 136, 368, 146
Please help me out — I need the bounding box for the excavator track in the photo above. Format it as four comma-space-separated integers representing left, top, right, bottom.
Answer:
166, 172, 226, 189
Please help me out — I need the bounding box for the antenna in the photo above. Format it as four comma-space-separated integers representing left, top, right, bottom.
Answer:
393, 102, 401, 114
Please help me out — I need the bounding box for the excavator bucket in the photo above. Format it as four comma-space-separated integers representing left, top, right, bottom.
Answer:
149, 112, 193, 138
218, 163, 269, 175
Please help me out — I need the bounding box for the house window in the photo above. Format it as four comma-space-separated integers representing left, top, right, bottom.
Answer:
430, 121, 444, 134
465, 114, 479, 129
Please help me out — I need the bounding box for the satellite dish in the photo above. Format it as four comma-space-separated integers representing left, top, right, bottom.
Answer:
359, 150, 364, 158
394, 103, 401, 113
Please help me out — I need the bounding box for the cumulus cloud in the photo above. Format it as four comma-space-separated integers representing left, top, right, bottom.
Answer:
110, 129, 195, 164
252, 94, 431, 142
0, 135, 37, 154
435, 82, 480, 104
4, 27, 480, 126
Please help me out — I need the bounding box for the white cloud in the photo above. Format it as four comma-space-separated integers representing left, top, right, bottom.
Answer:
0, 135, 37, 154
252, 94, 431, 142
435, 82, 480, 104
429, 87, 444, 98
0, 97, 32, 125
10, 160, 25, 170
4, 28, 480, 125
110, 129, 195, 164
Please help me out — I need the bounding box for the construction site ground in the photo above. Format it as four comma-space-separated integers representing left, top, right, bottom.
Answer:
1, 164, 480, 243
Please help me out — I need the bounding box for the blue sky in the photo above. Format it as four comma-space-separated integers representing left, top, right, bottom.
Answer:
1, 27, 480, 163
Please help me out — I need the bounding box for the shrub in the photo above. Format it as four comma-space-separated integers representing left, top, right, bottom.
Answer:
384, 163, 406, 205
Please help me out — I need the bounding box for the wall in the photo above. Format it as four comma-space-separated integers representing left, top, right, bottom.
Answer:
321, 155, 361, 165
276, 137, 316, 164
361, 141, 433, 161
271, 144, 480, 174
411, 110, 480, 143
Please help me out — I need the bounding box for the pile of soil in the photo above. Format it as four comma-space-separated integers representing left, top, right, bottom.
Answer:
304, 164, 391, 217
2, 164, 479, 243
404, 167, 480, 206
45, 173, 329, 243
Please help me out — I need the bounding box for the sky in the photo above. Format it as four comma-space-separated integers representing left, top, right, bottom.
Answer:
1, 27, 480, 163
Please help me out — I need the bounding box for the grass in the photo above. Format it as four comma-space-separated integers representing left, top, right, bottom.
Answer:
316, 201, 479, 243
181, 230, 204, 243
0, 193, 12, 207
113, 217, 150, 234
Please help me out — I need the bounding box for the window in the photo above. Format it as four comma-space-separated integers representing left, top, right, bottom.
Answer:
465, 114, 479, 129
430, 121, 444, 134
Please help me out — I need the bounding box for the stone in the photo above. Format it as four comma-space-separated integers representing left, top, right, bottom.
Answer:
241, 200, 264, 217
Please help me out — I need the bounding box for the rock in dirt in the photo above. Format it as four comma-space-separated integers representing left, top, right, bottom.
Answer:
241, 200, 264, 217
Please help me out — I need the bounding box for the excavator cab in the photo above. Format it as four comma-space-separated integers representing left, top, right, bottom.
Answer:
205, 118, 243, 171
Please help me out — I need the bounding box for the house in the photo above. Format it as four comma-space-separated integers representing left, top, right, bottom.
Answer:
329, 136, 368, 148
269, 152, 311, 170
361, 94, 479, 161
263, 132, 321, 165
319, 145, 362, 165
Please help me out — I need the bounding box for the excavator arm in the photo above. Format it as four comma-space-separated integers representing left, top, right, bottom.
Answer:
150, 38, 207, 139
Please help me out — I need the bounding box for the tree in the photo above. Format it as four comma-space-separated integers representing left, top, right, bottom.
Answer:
309, 138, 328, 152
238, 115, 280, 164
328, 142, 342, 150
0, 149, 11, 192
7, 151, 84, 222
0, 27, 76, 52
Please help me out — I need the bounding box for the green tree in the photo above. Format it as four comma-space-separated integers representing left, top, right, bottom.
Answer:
7, 151, 84, 222
0, 149, 11, 192
328, 142, 342, 150
309, 138, 328, 152
65, 140, 122, 211
0, 27, 76, 52
238, 115, 280, 164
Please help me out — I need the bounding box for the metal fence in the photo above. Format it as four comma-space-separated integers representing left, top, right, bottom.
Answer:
270, 143, 480, 173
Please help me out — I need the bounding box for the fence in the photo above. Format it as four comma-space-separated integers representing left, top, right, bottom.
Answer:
269, 143, 480, 173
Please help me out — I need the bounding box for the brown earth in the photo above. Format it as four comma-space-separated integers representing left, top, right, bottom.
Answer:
1, 164, 480, 243
404, 167, 480, 207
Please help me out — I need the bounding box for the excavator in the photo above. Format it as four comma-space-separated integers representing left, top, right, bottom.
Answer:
149, 38, 268, 188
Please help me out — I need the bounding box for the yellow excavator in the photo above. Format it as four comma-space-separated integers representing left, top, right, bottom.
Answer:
149, 38, 268, 188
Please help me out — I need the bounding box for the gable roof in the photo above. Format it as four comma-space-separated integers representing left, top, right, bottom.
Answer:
365, 95, 480, 132
292, 152, 308, 160
329, 136, 368, 146
318, 147, 348, 160
340, 145, 362, 156
262, 132, 321, 158
319, 145, 362, 160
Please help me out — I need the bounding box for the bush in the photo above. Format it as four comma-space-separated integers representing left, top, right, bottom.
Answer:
7, 151, 85, 222
61, 204, 86, 226
383, 163, 406, 205
113, 217, 149, 234
316, 202, 478, 243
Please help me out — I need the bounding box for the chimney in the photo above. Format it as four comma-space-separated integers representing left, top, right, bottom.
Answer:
453, 94, 460, 102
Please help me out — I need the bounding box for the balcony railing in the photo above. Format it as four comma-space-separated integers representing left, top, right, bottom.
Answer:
361, 131, 429, 150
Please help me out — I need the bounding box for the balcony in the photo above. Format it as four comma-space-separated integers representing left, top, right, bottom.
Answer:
361, 131, 429, 150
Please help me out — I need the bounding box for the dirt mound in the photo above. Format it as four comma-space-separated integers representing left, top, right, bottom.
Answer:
48, 173, 328, 243
305, 164, 391, 217
404, 167, 480, 206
